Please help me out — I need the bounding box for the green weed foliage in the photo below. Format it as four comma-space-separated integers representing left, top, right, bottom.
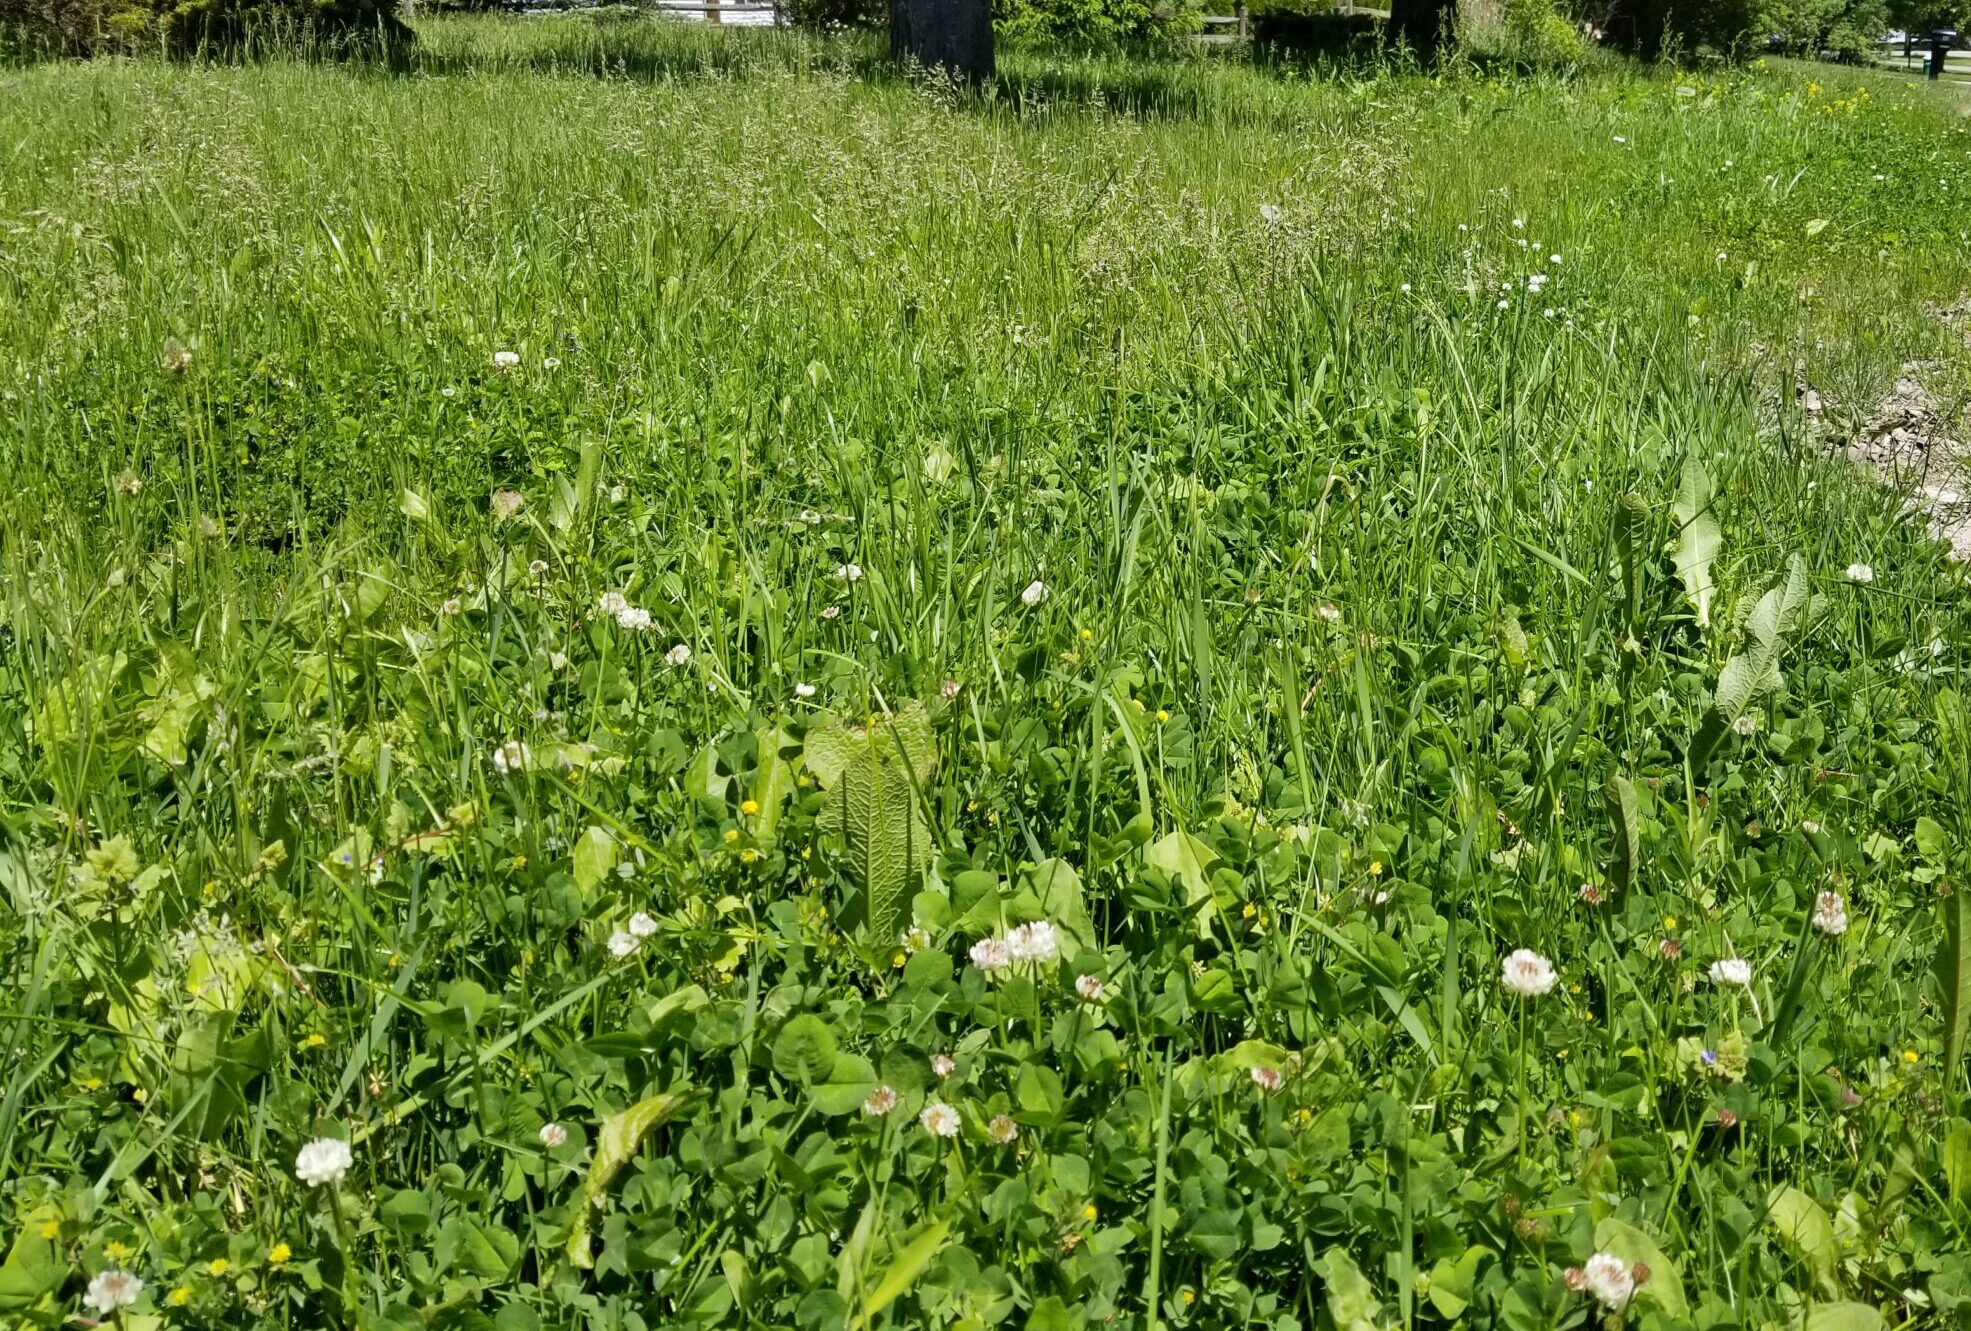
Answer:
3, 22, 1971, 1331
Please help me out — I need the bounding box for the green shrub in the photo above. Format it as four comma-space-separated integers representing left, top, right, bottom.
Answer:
993, 0, 1201, 45
1, 0, 411, 55
0, 0, 161, 54
1491, 0, 1584, 62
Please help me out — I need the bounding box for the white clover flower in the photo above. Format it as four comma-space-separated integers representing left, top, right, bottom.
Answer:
920, 1102, 961, 1137
1020, 580, 1048, 606
617, 607, 653, 632
969, 937, 1013, 973
84, 1269, 144, 1315
899, 925, 931, 954
1076, 973, 1105, 1003
1575, 1252, 1636, 1310
1258, 202, 1282, 223
664, 643, 692, 666
550, 651, 569, 670
931, 1053, 956, 1079
294, 1136, 354, 1187
863, 1085, 898, 1116
492, 741, 530, 775
441, 386, 456, 398
1709, 957, 1753, 987
492, 350, 520, 369
441, 598, 462, 616
539, 1122, 567, 1148
1497, 299, 1510, 310
490, 489, 524, 520
1317, 602, 1342, 624
940, 679, 962, 700
529, 559, 549, 576
1731, 714, 1755, 736
607, 930, 640, 959
597, 591, 630, 616
1813, 890, 1848, 937
1400, 282, 1412, 293
1550, 253, 1562, 264
542, 356, 561, 370
1500, 949, 1557, 997
795, 682, 817, 698
821, 605, 840, 620
838, 563, 862, 583
1801, 819, 1822, 835
628, 911, 658, 939
1007, 921, 1058, 965
1250, 1065, 1282, 1093
987, 1114, 1018, 1145
1845, 563, 1874, 584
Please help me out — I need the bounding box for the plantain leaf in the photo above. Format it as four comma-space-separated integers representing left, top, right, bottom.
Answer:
772, 1014, 838, 1085
1768, 1183, 1842, 1299
571, 826, 616, 898
1594, 1217, 1687, 1317
1146, 831, 1221, 938
1803, 1303, 1884, 1331
807, 707, 938, 944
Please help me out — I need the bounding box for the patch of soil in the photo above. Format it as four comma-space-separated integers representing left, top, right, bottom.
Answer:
1815, 366, 1971, 560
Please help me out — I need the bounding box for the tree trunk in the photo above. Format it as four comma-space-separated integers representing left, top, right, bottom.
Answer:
1386, 0, 1455, 61
891, 0, 993, 81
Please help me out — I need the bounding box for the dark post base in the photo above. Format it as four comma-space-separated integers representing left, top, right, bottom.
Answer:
891, 0, 994, 81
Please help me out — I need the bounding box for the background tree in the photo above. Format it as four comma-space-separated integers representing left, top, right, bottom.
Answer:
1387, 0, 1456, 58
891, 0, 993, 79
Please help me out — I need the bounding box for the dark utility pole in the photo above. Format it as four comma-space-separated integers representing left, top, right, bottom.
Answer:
891, 0, 994, 81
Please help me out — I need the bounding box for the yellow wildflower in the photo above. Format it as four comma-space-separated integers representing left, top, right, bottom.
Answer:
208, 1258, 230, 1277
740, 799, 759, 816
267, 1243, 291, 1266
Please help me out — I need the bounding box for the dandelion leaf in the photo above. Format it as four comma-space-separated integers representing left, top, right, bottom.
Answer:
1672, 458, 1721, 629
567, 1089, 699, 1268
1940, 886, 1971, 1075
1316, 1245, 1378, 1331
854, 1218, 950, 1329
752, 728, 802, 839
1603, 772, 1639, 900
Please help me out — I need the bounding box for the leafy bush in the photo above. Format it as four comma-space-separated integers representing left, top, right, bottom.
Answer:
0, 0, 412, 54
0, 0, 159, 54
993, 0, 1201, 45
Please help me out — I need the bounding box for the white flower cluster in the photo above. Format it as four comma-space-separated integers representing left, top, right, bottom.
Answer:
294, 1136, 354, 1187
1812, 890, 1848, 937
1566, 1252, 1638, 1310
596, 591, 653, 632
969, 921, 1060, 974
1709, 957, 1753, 987
1500, 948, 1557, 997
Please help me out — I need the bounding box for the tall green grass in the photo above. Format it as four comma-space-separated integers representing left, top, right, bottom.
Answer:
2, 22, 1971, 1330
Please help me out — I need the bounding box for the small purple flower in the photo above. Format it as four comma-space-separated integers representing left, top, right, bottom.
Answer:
1701, 1049, 1718, 1067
